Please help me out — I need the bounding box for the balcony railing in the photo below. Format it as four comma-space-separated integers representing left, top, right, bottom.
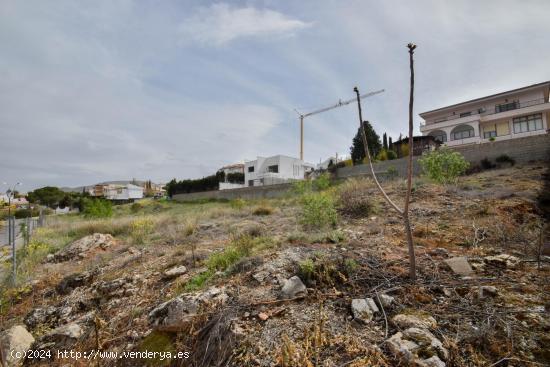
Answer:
424, 98, 547, 125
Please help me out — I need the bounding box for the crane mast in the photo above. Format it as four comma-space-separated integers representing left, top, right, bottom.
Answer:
296, 89, 384, 160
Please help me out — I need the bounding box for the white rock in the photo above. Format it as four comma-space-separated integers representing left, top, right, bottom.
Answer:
392, 313, 437, 330
0, 325, 35, 367
484, 254, 520, 269
378, 294, 395, 308
281, 276, 307, 299
351, 298, 379, 323
163, 265, 187, 278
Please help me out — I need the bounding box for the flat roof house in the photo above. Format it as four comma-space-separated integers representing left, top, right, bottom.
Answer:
219, 163, 245, 190
419, 81, 550, 146
244, 155, 314, 187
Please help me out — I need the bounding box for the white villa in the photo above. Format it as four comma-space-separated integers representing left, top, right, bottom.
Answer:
219, 162, 245, 190
420, 81, 550, 146
244, 155, 314, 187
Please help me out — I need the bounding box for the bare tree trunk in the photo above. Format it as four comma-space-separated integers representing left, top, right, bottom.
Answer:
404, 43, 417, 281
352, 43, 417, 281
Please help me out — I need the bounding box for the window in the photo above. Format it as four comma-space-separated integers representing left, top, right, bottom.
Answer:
248, 166, 254, 173
248, 180, 254, 187
495, 101, 518, 113
267, 165, 278, 173
459, 112, 472, 118
483, 131, 497, 139
513, 113, 543, 133
430, 130, 447, 143
451, 125, 475, 140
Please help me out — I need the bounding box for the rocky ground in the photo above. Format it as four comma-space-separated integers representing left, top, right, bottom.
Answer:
1, 164, 549, 367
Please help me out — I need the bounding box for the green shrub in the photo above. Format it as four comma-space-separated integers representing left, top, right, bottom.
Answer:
337, 178, 377, 217
495, 154, 515, 166
14, 208, 40, 219
131, 218, 155, 244
419, 148, 470, 184
230, 198, 246, 210
313, 172, 331, 191
386, 150, 398, 160
300, 192, 337, 229
81, 198, 113, 218
292, 179, 312, 195
376, 149, 388, 161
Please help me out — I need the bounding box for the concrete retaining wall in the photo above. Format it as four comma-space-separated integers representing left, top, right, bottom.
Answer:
173, 183, 294, 202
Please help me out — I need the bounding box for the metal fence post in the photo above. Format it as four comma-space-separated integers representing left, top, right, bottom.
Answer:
10, 216, 16, 285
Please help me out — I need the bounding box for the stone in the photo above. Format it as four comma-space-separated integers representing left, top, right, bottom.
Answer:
148, 287, 228, 328
429, 248, 449, 258
387, 327, 448, 365
366, 298, 380, 314
52, 233, 115, 262
386, 331, 419, 363
45, 254, 55, 262
378, 294, 395, 308
403, 328, 448, 360
258, 312, 269, 321
418, 355, 446, 367
0, 325, 35, 367
281, 276, 307, 299
484, 254, 520, 269
479, 286, 498, 298
351, 298, 379, 323
443, 257, 473, 276
252, 271, 269, 283
41, 323, 83, 348
93, 277, 135, 299
56, 271, 95, 295
392, 313, 437, 330
24, 306, 58, 329
163, 265, 187, 279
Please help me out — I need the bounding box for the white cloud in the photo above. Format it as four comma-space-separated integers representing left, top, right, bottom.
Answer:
178, 3, 311, 45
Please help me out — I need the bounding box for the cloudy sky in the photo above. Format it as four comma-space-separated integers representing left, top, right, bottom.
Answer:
1, 0, 549, 191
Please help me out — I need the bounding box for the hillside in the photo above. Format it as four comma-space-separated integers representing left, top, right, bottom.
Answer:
1, 164, 549, 367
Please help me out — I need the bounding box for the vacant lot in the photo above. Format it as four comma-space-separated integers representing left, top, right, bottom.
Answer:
1, 164, 548, 366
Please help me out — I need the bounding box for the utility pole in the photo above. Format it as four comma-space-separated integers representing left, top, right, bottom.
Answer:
4, 182, 22, 285
295, 89, 384, 161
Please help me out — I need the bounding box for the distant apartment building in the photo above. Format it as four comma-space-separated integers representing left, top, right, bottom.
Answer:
391, 136, 439, 158
420, 81, 550, 146
244, 155, 314, 187
219, 163, 245, 190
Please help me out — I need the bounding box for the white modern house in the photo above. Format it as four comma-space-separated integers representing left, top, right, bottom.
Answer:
103, 184, 144, 201
244, 155, 314, 187
219, 163, 245, 190
420, 81, 550, 146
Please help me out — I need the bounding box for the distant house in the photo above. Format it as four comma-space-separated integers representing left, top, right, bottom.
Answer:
219, 163, 245, 190
392, 136, 439, 158
103, 184, 143, 201
420, 81, 550, 146
244, 155, 314, 187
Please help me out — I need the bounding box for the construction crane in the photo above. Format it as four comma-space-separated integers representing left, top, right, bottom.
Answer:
295, 89, 385, 161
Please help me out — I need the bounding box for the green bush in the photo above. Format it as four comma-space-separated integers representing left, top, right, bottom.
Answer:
386, 166, 398, 180
81, 198, 113, 218
419, 148, 470, 184
386, 150, 398, 160
292, 179, 312, 195
313, 172, 331, 191
300, 192, 338, 229
14, 208, 40, 219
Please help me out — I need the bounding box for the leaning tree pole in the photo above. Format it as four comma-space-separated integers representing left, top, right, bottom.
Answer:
353, 43, 417, 281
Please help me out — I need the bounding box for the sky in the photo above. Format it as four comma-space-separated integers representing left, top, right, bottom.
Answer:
1, 0, 549, 191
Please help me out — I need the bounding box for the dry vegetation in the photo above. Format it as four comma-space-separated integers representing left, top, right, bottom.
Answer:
1, 163, 549, 366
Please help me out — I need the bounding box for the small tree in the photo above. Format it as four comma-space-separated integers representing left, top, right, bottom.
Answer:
350, 121, 382, 165
352, 43, 418, 281
419, 148, 470, 184
383, 133, 388, 150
